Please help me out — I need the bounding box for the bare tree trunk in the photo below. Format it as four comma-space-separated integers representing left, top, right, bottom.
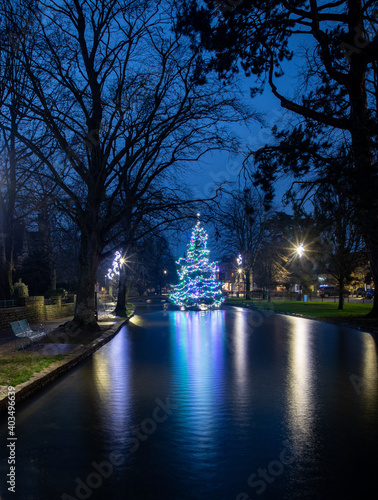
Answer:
338, 279, 344, 311
348, 22, 378, 316
73, 231, 100, 331
0, 104, 17, 300
0, 234, 11, 299
0, 207, 13, 299
364, 234, 378, 317
39, 208, 56, 290
114, 263, 128, 317
245, 270, 251, 300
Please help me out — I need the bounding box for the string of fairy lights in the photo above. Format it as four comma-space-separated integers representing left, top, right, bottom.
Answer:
169, 218, 225, 309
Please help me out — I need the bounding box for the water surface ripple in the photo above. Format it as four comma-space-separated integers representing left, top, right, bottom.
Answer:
1, 306, 377, 499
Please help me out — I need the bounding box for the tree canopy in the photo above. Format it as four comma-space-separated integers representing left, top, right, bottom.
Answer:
176, 0, 378, 315
0, 0, 249, 328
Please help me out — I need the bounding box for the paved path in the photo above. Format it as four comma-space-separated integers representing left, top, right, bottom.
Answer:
0, 313, 119, 357
0, 317, 75, 356
0, 315, 127, 414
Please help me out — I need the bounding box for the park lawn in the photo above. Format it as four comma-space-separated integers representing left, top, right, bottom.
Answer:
0, 354, 66, 386
224, 298, 374, 319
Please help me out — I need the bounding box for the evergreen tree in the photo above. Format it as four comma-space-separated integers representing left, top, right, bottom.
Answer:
170, 219, 224, 309
176, 0, 378, 317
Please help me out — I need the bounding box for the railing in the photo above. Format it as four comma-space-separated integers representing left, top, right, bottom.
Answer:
63, 295, 76, 303
224, 292, 371, 302
225, 292, 301, 300
0, 299, 16, 308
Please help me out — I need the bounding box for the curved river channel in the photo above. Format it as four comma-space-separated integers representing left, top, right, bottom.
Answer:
1, 305, 378, 500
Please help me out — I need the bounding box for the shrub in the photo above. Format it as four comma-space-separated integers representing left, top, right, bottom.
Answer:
45, 288, 68, 299
13, 279, 29, 298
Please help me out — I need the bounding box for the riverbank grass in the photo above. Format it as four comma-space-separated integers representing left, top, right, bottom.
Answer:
0, 354, 66, 386
224, 299, 376, 329
225, 299, 372, 316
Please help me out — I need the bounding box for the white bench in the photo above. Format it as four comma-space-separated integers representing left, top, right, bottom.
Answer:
10, 320, 46, 350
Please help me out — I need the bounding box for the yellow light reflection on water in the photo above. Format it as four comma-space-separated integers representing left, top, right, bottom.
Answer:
360, 334, 378, 410
286, 317, 315, 449
128, 315, 145, 327
233, 310, 249, 391
92, 330, 132, 442
229, 309, 254, 422
92, 350, 111, 399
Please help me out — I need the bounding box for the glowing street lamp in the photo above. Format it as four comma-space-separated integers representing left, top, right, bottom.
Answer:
297, 243, 305, 258
107, 251, 127, 280
237, 254, 242, 267
237, 263, 244, 297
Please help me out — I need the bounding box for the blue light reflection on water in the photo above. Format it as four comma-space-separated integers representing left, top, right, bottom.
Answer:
0, 307, 378, 500
169, 311, 227, 478
91, 327, 133, 456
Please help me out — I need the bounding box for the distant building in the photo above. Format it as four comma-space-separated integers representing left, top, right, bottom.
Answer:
218, 257, 254, 297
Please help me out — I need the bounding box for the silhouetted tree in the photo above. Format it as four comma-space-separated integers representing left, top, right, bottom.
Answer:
314, 185, 363, 309
1, 0, 247, 329
254, 212, 293, 299
216, 186, 270, 299
177, 0, 378, 316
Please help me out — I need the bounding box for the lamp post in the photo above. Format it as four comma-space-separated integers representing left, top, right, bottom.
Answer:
107, 250, 128, 316
296, 243, 305, 299
238, 268, 243, 298
236, 254, 243, 298
94, 282, 99, 321
160, 269, 168, 295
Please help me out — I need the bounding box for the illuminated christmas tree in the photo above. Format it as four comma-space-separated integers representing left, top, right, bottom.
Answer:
170, 218, 224, 309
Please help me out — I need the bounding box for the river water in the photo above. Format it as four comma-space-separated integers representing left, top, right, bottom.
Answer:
1, 305, 377, 500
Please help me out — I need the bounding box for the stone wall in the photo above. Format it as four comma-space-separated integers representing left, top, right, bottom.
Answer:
0, 296, 76, 332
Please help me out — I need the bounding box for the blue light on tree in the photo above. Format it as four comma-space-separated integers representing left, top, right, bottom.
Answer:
169, 219, 224, 309
107, 251, 125, 280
